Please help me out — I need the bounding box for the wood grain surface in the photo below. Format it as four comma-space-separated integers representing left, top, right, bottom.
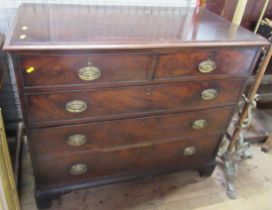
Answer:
20, 53, 153, 87
36, 133, 220, 188
4, 3, 268, 51
5, 3, 267, 209
26, 79, 244, 126
30, 107, 232, 158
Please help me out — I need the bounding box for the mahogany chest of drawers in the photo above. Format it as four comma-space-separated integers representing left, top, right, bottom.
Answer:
4, 3, 268, 209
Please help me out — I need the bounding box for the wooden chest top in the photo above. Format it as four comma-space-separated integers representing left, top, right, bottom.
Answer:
4, 3, 268, 51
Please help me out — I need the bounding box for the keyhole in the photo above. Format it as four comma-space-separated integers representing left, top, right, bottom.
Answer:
146, 89, 152, 95
136, 149, 142, 154
208, 54, 214, 61
88, 57, 93, 65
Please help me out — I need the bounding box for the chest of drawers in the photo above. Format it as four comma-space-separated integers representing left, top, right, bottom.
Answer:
4, 3, 268, 209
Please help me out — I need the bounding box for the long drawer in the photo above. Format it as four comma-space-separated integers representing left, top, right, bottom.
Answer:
36, 133, 221, 188
30, 107, 233, 158
155, 47, 258, 80
26, 79, 244, 125
20, 53, 153, 87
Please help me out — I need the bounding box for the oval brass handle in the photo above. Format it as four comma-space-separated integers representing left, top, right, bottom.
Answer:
201, 89, 218, 100
198, 59, 216, 73
78, 66, 101, 81
70, 163, 87, 175
66, 100, 87, 113
67, 134, 87, 147
192, 119, 208, 130
183, 146, 197, 156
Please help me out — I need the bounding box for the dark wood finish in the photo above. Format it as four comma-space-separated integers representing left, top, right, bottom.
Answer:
4, 3, 267, 208
155, 47, 258, 79
37, 133, 220, 188
198, 163, 217, 177
206, 0, 237, 21
31, 107, 233, 158
26, 79, 245, 126
3, 3, 267, 51
206, 0, 272, 31
20, 53, 153, 87
20, 48, 258, 88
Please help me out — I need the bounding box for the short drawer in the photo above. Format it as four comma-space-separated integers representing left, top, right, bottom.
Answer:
155, 47, 258, 80
26, 78, 244, 125
20, 53, 153, 87
36, 133, 220, 187
30, 107, 233, 157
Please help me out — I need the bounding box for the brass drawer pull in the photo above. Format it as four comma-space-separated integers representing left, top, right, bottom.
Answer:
67, 134, 87, 147
70, 163, 87, 175
66, 100, 87, 113
198, 59, 216, 73
78, 66, 101, 81
183, 146, 197, 156
192, 119, 208, 130
201, 89, 218, 100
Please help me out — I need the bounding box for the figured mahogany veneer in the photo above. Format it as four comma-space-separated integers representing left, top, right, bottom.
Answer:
4, 3, 268, 209
26, 79, 244, 126
155, 47, 258, 80
31, 107, 233, 158
21, 53, 153, 87
20, 47, 257, 88
37, 133, 221, 188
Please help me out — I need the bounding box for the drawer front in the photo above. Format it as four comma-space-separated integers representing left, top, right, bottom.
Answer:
30, 107, 233, 157
37, 133, 220, 187
155, 47, 258, 79
26, 79, 244, 125
20, 53, 153, 87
